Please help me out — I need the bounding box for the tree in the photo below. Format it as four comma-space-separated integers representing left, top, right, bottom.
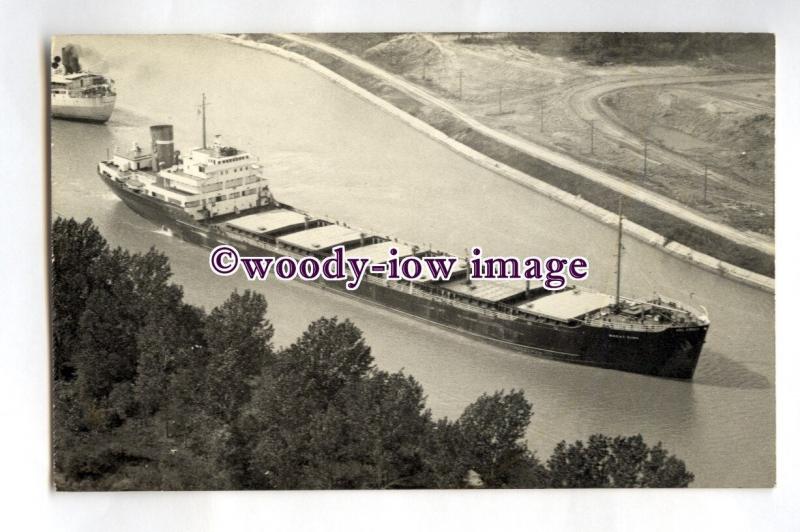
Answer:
204, 290, 274, 421
546, 434, 694, 488
134, 298, 206, 416
242, 377, 312, 488
241, 369, 437, 490
238, 320, 436, 490
134, 314, 180, 415
74, 278, 140, 400
52, 217, 109, 379
299, 371, 435, 489
425, 418, 469, 488
238, 318, 374, 489
126, 247, 181, 313
276, 317, 374, 407
453, 389, 543, 488
72, 244, 183, 403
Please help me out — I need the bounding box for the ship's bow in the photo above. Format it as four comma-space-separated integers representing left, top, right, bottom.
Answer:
657, 324, 709, 379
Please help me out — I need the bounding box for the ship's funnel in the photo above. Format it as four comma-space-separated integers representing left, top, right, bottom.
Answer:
150, 125, 175, 171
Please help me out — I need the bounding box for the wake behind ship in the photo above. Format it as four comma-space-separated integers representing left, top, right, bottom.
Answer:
97, 115, 709, 379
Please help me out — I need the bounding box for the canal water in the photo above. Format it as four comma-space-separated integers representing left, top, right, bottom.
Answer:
50, 35, 774, 487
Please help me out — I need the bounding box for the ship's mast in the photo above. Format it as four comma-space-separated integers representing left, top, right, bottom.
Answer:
615, 196, 623, 309
200, 93, 208, 149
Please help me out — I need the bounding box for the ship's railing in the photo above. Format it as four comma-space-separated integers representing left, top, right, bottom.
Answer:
428, 293, 520, 322
67, 89, 113, 98
224, 231, 312, 262
582, 317, 671, 332
98, 162, 129, 179
229, 232, 269, 250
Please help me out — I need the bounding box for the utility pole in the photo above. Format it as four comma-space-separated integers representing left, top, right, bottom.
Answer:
200, 93, 208, 149
642, 139, 648, 181
590, 120, 595, 155
703, 164, 709, 202
458, 70, 463, 99
498, 87, 503, 114
615, 196, 623, 310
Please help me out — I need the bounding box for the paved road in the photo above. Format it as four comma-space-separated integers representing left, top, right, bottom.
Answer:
281, 33, 775, 257
566, 74, 773, 201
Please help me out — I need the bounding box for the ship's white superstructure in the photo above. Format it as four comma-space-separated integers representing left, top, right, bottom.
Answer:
104, 126, 271, 220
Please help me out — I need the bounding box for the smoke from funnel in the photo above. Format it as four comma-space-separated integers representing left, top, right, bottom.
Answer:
54, 42, 110, 74
61, 45, 81, 74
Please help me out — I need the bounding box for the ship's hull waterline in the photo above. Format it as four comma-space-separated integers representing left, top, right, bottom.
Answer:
98, 166, 707, 379
51, 94, 116, 123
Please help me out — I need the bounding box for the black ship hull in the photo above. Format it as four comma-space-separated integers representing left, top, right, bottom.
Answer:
99, 169, 707, 379
52, 116, 110, 124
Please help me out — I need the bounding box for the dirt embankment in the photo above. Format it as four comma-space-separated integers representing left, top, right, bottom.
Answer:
337, 33, 775, 237
599, 83, 774, 234
239, 33, 774, 279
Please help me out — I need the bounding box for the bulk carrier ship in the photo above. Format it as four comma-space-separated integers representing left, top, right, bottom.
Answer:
97, 97, 709, 379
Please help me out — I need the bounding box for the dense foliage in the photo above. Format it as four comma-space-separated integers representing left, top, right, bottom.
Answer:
52, 217, 694, 489
508, 33, 774, 67
309, 32, 773, 69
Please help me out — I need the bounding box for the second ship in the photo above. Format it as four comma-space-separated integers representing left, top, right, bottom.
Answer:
97, 101, 709, 379
51, 45, 116, 123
